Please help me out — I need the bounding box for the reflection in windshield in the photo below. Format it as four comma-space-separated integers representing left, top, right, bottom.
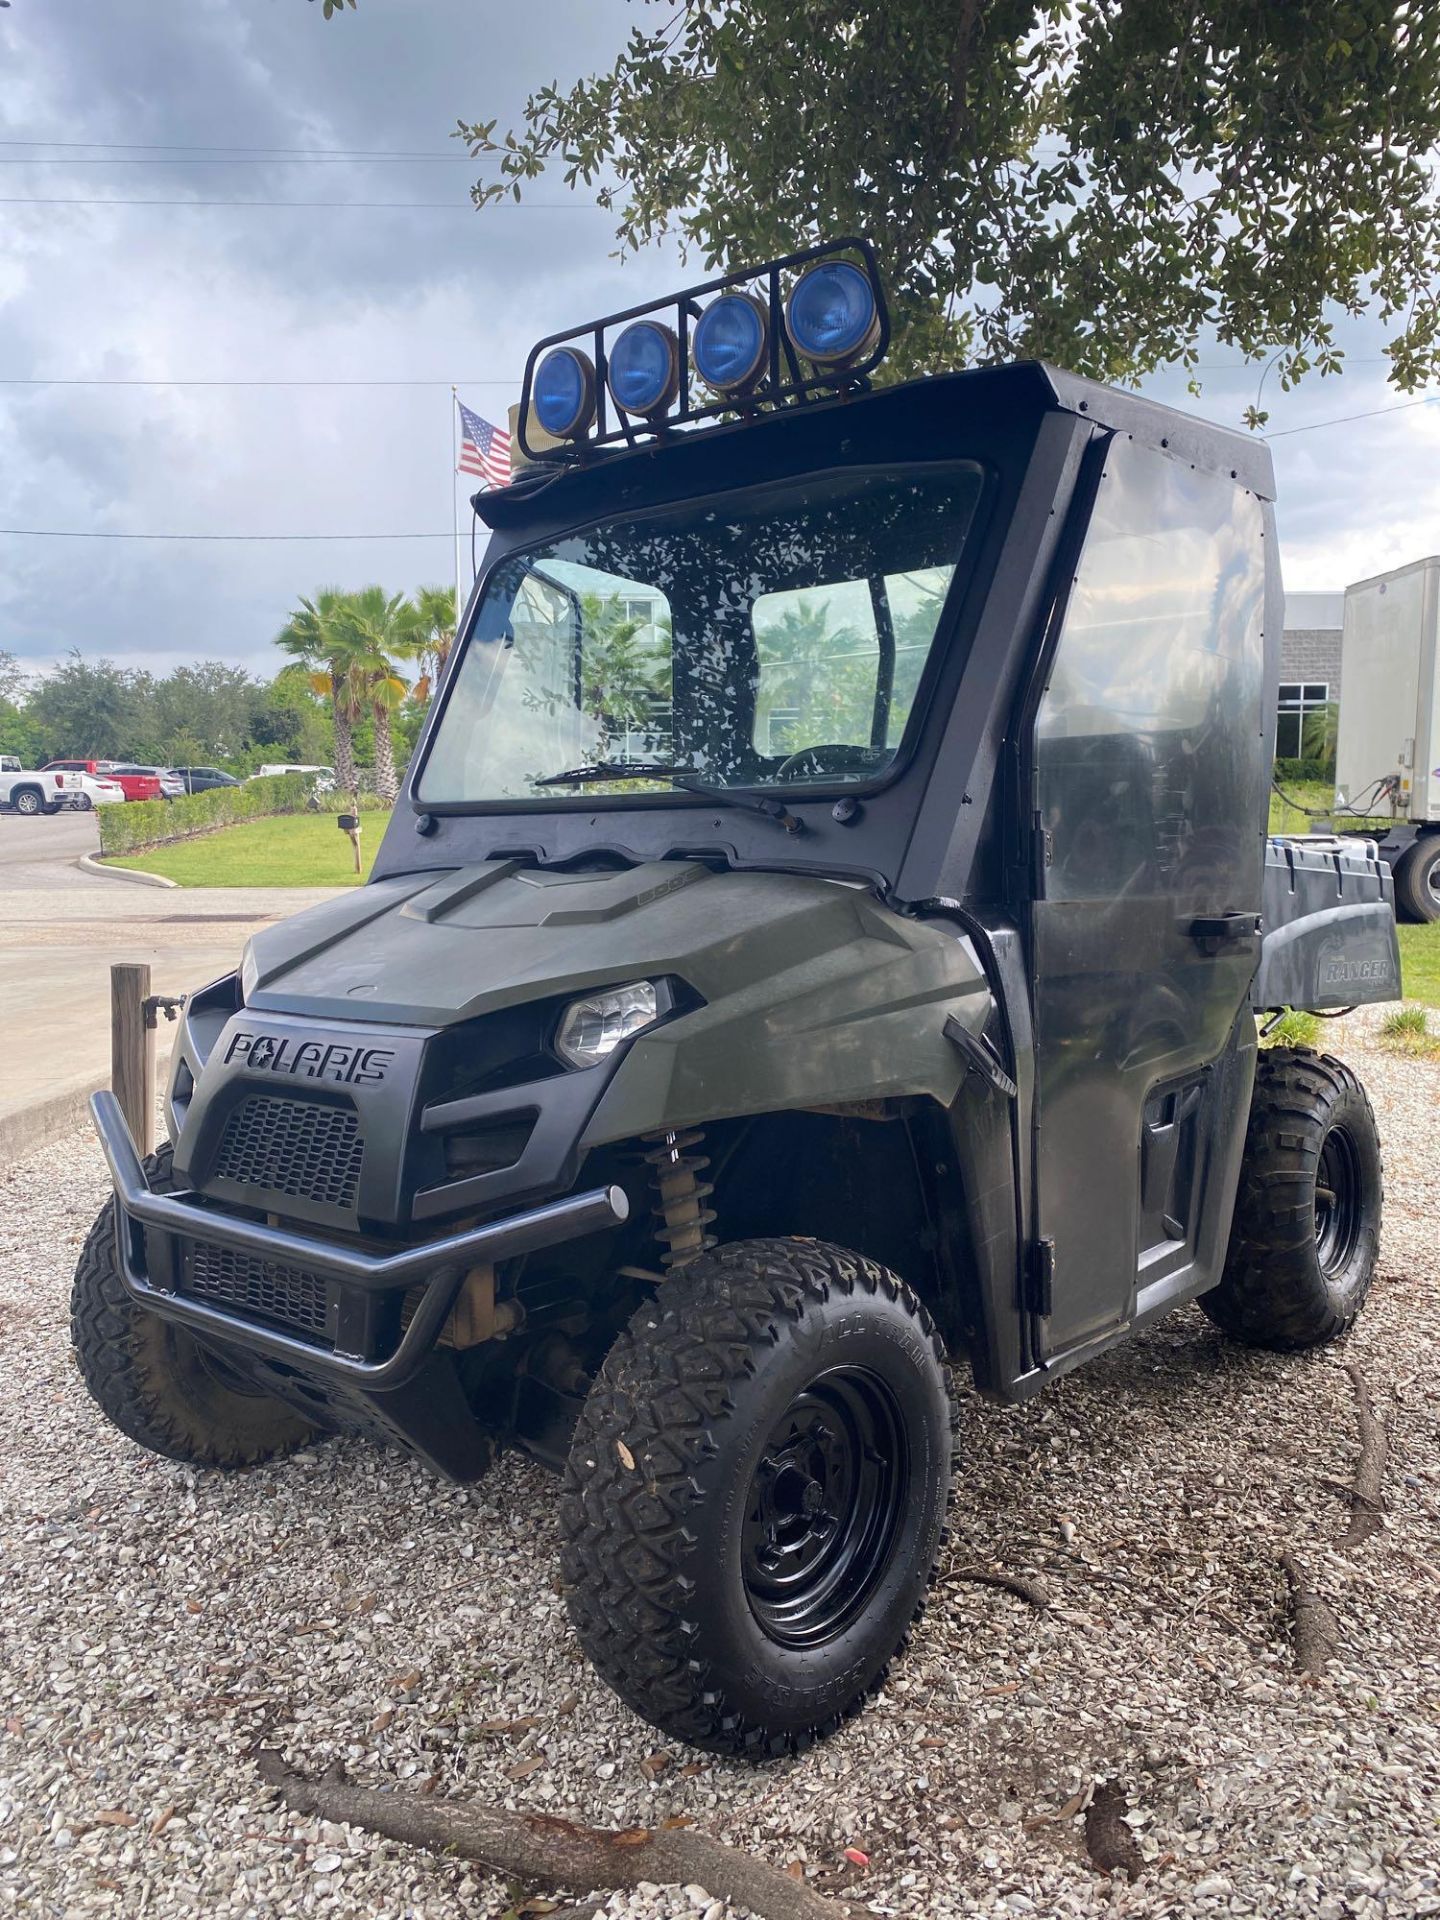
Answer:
418, 467, 983, 805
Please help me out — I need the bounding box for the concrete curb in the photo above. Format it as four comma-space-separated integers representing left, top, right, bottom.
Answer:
76, 852, 178, 888
0, 1074, 104, 1170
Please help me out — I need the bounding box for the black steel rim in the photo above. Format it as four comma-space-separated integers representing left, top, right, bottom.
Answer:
1314, 1123, 1362, 1276
741, 1367, 908, 1648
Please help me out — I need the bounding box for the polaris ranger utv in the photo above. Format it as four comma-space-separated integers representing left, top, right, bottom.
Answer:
74, 241, 1400, 1758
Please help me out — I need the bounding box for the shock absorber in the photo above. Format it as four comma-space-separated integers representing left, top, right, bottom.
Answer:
644, 1128, 717, 1269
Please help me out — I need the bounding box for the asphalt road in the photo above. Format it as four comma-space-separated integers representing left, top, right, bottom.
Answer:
0, 806, 102, 886
0, 808, 342, 1161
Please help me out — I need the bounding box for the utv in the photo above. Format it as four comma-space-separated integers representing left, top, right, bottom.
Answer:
74, 242, 1399, 1758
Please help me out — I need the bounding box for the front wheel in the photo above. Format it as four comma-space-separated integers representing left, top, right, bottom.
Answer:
71, 1144, 318, 1466
560, 1238, 956, 1757
1201, 1047, 1382, 1350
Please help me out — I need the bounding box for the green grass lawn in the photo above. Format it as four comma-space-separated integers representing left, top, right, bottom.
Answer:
1397, 924, 1440, 1008
107, 809, 391, 887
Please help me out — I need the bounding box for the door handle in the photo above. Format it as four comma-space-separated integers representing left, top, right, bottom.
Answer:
1188, 911, 1261, 955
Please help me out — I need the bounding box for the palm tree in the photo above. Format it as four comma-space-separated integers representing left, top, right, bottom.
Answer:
274, 588, 360, 794
403, 585, 459, 704
753, 595, 868, 752
335, 586, 415, 806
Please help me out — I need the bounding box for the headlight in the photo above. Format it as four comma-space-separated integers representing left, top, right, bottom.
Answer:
554, 980, 661, 1069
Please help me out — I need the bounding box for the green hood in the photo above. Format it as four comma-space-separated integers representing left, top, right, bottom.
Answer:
241, 861, 991, 1135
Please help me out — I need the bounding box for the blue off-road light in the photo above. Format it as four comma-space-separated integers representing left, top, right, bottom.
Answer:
532, 346, 596, 439
607, 320, 680, 417
692, 292, 769, 394
786, 260, 880, 369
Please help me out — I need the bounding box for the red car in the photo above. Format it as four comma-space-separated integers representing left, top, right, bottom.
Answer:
42, 759, 163, 802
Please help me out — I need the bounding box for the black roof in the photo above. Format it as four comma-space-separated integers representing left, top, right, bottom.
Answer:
477, 361, 1274, 542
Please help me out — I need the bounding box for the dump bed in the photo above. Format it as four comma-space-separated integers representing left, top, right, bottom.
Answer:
1251, 837, 1401, 1012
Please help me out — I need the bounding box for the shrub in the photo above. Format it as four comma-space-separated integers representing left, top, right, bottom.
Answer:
1259, 1008, 1321, 1049
1274, 757, 1332, 785
97, 773, 318, 856
1378, 1006, 1439, 1057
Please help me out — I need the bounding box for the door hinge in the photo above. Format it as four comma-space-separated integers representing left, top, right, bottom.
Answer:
1025, 1238, 1055, 1318
1030, 811, 1053, 893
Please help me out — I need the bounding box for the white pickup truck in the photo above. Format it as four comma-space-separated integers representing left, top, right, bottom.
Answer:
1, 767, 76, 815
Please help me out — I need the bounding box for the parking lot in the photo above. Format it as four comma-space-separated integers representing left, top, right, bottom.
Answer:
2, 1007, 1436, 1920
0, 813, 342, 1165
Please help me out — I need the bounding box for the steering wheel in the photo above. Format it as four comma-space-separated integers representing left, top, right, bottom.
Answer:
773, 743, 885, 782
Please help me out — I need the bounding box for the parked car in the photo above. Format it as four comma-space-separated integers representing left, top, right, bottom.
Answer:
250, 763, 336, 792
61, 772, 126, 811
42, 760, 163, 803
108, 763, 185, 800
1, 767, 70, 814
172, 766, 240, 795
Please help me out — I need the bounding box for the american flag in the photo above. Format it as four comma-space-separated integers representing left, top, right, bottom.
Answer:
457, 400, 511, 489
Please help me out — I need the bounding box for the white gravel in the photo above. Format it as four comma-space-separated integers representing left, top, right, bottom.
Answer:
2, 1009, 1438, 1919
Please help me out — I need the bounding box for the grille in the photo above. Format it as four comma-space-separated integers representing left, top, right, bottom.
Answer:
212, 1096, 363, 1210
186, 1243, 333, 1338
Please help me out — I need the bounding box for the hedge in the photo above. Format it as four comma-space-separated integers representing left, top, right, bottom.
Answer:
97, 773, 320, 857
1274, 757, 1335, 785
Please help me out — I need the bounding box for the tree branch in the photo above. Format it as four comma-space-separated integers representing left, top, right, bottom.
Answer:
1341, 1364, 1387, 1547
256, 1751, 851, 1920
1280, 1551, 1339, 1675
944, 1565, 1049, 1610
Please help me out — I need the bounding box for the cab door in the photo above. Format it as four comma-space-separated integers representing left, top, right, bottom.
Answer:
1025, 436, 1269, 1361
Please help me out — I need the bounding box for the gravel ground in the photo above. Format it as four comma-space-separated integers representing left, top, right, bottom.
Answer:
3, 1010, 1438, 1919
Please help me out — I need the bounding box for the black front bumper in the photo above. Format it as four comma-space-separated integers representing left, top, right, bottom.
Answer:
91, 1089, 628, 1404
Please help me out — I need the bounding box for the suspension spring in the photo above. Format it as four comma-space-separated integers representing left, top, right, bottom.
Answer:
643, 1127, 717, 1269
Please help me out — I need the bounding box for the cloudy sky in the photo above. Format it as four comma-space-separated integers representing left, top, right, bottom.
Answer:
2, 0, 1438, 684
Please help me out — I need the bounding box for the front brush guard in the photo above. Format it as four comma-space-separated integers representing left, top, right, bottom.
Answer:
89, 1089, 629, 1391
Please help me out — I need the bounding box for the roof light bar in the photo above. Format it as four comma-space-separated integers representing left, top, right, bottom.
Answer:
515, 235, 888, 464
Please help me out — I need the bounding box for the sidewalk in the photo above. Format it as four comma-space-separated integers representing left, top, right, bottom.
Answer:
0, 881, 344, 1165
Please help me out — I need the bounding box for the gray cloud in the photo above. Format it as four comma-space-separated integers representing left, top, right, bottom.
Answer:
1, 1, 1435, 683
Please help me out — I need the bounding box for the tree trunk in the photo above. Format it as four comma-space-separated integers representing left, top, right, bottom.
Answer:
331, 693, 358, 795
371, 702, 399, 807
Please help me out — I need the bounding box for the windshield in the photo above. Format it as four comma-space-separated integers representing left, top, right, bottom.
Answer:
418, 465, 984, 806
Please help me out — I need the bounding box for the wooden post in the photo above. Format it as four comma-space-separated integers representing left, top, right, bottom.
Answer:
111, 962, 155, 1157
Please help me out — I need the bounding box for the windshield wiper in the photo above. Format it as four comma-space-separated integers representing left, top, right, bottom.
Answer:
534, 761, 804, 835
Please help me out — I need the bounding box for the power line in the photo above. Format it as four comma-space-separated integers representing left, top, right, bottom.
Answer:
0, 377, 520, 388
0, 196, 600, 210
0, 137, 495, 157
0, 155, 500, 165
1264, 394, 1440, 439
0, 527, 456, 542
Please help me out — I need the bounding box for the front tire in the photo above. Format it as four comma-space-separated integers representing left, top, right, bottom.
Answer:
1201, 1047, 1382, 1350
71, 1144, 318, 1467
560, 1238, 956, 1757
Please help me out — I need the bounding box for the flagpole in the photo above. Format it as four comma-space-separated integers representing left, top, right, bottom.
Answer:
450, 386, 462, 631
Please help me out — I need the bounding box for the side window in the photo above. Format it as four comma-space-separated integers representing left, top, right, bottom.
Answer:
1035, 441, 1266, 904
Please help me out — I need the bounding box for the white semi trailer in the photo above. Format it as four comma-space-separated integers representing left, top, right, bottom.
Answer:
1335, 555, 1440, 921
